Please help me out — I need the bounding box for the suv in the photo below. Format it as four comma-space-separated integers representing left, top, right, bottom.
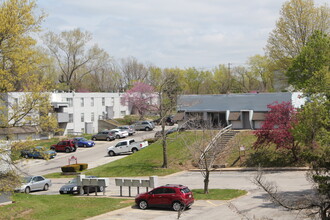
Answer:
92, 131, 116, 141
50, 140, 76, 153
116, 125, 135, 136
134, 121, 155, 131
135, 184, 194, 211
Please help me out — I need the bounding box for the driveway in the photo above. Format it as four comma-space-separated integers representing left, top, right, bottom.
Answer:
43, 170, 312, 220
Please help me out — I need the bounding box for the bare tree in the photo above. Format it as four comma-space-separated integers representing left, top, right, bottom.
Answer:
180, 119, 230, 194
253, 169, 330, 219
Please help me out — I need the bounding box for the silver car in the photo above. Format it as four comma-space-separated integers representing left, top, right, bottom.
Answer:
134, 121, 155, 131
15, 175, 52, 193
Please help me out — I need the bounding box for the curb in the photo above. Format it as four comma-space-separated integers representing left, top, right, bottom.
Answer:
188, 167, 311, 172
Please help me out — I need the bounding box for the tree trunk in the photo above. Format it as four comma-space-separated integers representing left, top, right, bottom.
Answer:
161, 121, 168, 168
203, 170, 210, 194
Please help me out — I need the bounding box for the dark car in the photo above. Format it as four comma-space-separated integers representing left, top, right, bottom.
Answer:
73, 137, 95, 148
21, 146, 57, 159
59, 176, 104, 194
154, 127, 178, 138
135, 184, 194, 211
91, 131, 116, 141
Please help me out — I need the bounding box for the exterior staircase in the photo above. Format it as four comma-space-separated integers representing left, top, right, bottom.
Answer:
200, 125, 240, 169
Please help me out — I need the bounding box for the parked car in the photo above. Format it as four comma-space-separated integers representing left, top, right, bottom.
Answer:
91, 131, 116, 141
15, 175, 52, 194
154, 126, 178, 138
135, 184, 194, 211
134, 121, 155, 131
107, 139, 149, 156
21, 146, 57, 159
153, 116, 175, 126
116, 125, 135, 136
73, 137, 95, 148
59, 176, 104, 194
109, 129, 129, 139
50, 140, 76, 153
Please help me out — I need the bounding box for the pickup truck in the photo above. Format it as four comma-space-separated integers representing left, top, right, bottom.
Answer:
107, 139, 148, 156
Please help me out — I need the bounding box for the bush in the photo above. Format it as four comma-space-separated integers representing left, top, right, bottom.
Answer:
76, 163, 88, 171
144, 138, 158, 144
61, 164, 80, 172
115, 115, 140, 125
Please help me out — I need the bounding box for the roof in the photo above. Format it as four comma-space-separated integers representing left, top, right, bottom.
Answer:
0, 126, 39, 135
177, 92, 295, 112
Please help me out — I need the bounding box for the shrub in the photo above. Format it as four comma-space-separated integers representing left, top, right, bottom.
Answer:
76, 163, 88, 171
144, 138, 158, 144
61, 164, 80, 173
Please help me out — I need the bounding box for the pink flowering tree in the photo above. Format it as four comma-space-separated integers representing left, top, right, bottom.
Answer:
121, 82, 157, 119
253, 101, 300, 161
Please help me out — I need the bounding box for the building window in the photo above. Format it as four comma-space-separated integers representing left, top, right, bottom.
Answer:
67, 129, 74, 135
91, 112, 94, 122
81, 113, 84, 122
81, 98, 84, 107
69, 114, 73, 123
81, 128, 85, 134
14, 98, 18, 105
91, 97, 94, 107
120, 111, 126, 117
102, 97, 105, 106
111, 97, 114, 105
67, 98, 73, 107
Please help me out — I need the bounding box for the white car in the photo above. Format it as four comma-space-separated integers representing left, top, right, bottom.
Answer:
110, 129, 129, 139
15, 175, 52, 193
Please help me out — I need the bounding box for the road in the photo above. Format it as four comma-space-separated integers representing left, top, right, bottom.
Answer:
32, 171, 313, 220
16, 128, 160, 176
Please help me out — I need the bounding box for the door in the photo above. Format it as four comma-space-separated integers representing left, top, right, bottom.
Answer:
148, 187, 165, 205
242, 112, 251, 129
115, 141, 128, 153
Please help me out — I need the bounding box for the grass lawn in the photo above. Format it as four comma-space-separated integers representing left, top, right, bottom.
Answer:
192, 189, 247, 200
0, 194, 133, 220
45, 131, 203, 178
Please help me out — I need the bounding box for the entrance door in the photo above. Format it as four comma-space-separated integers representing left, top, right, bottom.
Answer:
242, 112, 251, 129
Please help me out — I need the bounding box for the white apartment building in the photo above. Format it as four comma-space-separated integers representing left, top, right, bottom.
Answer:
51, 92, 130, 135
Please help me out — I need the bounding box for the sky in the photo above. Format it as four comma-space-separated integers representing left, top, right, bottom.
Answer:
37, 0, 328, 69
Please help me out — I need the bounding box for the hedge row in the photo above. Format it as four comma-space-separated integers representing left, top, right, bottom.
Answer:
61, 163, 88, 173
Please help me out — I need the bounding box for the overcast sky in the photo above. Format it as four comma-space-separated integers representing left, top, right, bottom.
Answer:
38, 0, 328, 69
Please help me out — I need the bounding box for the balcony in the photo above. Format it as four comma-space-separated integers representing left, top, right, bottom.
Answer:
56, 112, 69, 123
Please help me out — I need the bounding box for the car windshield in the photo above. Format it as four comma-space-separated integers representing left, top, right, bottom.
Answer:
69, 178, 77, 184
76, 138, 87, 141
180, 188, 191, 193
22, 176, 32, 183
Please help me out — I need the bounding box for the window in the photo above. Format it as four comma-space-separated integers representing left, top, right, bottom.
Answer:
81, 98, 84, 107
14, 98, 18, 105
91, 97, 94, 106
152, 188, 165, 194
81, 128, 85, 133
111, 97, 114, 105
102, 97, 105, 106
91, 112, 94, 122
67, 129, 74, 134
164, 188, 176, 194
120, 111, 126, 117
67, 98, 73, 107
69, 114, 73, 123
81, 113, 84, 122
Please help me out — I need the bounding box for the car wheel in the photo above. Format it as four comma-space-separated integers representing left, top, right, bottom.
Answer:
145, 127, 150, 131
132, 148, 138, 153
108, 151, 115, 157
172, 201, 183, 211
106, 137, 111, 141
65, 148, 70, 153
24, 154, 29, 159
98, 186, 104, 192
92, 137, 97, 141
43, 184, 49, 191
83, 144, 87, 148
116, 135, 120, 139
25, 187, 31, 194
138, 200, 148, 210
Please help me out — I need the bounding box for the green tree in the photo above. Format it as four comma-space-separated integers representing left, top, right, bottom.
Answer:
266, 0, 330, 78
247, 55, 274, 92
0, 0, 58, 193
287, 31, 330, 91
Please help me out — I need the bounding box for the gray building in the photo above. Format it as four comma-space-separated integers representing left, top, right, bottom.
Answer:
176, 92, 306, 129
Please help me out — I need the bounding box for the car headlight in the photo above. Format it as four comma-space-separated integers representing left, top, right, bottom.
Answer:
73, 186, 77, 190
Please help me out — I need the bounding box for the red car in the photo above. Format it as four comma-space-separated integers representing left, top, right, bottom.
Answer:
135, 184, 194, 211
50, 140, 76, 153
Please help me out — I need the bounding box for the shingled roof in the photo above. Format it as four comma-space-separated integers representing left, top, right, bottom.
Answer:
177, 92, 295, 112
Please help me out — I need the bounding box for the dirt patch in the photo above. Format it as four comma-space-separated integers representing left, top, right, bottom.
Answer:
120, 200, 134, 204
